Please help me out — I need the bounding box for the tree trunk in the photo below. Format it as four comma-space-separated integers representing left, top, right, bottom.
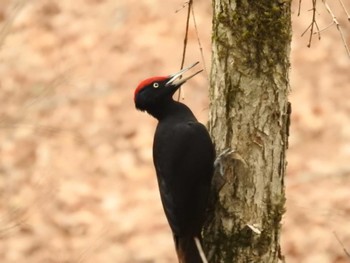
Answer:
203, 0, 291, 262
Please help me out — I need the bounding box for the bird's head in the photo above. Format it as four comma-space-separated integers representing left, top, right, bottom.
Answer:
134, 62, 202, 112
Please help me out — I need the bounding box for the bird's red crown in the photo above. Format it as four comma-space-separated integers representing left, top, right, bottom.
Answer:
134, 76, 168, 101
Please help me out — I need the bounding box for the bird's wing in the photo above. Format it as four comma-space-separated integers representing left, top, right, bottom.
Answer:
153, 121, 214, 236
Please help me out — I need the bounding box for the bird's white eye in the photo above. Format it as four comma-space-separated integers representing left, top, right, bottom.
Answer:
153, 82, 159, 88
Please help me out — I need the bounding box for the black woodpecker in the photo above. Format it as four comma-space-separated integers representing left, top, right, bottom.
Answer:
134, 62, 214, 263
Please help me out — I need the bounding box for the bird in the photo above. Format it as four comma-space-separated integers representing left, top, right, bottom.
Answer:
134, 62, 215, 263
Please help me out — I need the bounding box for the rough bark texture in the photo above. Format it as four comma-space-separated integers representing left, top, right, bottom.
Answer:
203, 0, 291, 262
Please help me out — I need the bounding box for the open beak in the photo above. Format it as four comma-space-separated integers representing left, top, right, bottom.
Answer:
165, 62, 203, 87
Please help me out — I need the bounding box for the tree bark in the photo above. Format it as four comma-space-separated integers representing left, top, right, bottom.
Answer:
203, 0, 291, 262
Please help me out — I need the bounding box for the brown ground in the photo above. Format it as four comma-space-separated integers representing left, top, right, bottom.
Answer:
0, 0, 349, 262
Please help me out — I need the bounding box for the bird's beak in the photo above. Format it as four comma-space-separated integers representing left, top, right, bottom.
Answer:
165, 62, 203, 87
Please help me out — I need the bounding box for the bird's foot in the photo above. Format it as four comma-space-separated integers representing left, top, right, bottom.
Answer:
214, 148, 236, 177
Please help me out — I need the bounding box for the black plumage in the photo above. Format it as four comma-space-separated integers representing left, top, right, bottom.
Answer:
134, 62, 214, 263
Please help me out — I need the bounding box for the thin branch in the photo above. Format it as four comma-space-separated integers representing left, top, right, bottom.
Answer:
298, 0, 302, 16
322, 0, 350, 57
191, 2, 209, 83
75, 226, 111, 263
0, 206, 30, 238
175, 1, 190, 13
301, 0, 350, 57
314, 21, 334, 34
333, 231, 350, 259
301, 0, 321, 47
177, 0, 193, 101
0, 0, 27, 49
337, 0, 350, 21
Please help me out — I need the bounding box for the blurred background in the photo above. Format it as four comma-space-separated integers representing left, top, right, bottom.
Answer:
0, 0, 349, 262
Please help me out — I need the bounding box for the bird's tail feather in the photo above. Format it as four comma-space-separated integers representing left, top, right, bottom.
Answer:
174, 235, 207, 263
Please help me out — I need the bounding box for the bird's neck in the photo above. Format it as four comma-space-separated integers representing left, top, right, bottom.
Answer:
148, 99, 196, 122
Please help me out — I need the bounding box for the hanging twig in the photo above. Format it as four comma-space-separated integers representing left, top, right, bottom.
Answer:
175, 0, 190, 13
313, 21, 334, 34
337, 0, 350, 21
300, 0, 321, 47
298, 0, 302, 16
176, 0, 210, 100
333, 231, 350, 259
300, 0, 350, 57
0, 0, 27, 49
322, 0, 350, 57
178, 0, 192, 69
191, 2, 209, 83
177, 0, 192, 101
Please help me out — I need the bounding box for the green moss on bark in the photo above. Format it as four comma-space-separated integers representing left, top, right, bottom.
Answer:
213, 0, 291, 77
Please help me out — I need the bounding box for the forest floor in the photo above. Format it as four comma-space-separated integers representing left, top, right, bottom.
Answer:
0, 0, 350, 262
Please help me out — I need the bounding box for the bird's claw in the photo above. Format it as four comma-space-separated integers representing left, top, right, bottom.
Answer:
214, 148, 236, 177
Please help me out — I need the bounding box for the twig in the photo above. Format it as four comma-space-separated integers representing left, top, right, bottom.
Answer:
177, 0, 193, 101
313, 21, 334, 34
0, 206, 30, 238
0, 0, 27, 49
191, 3, 209, 83
301, 0, 350, 57
175, 0, 190, 13
301, 0, 321, 47
322, 0, 350, 57
333, 231, 350, 259
297, 0, 302, 16
337, 0, 350, 21
75, 225, 111, 263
